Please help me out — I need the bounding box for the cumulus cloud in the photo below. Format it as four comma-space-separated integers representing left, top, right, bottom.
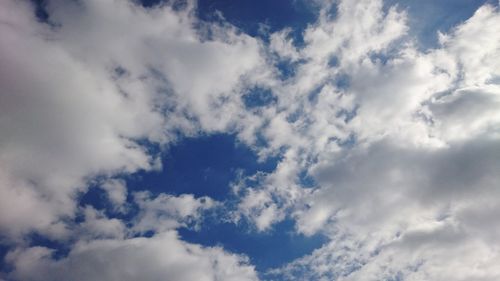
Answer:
78, 206, 126, 240
0, 0, 159, 238
1, 0, 266, 279
2, 0, 500, 280
101, 179, 128, 211
0, 0, 265, 238
132, 191, 216, 233
265, 1, 500, 280
234, 0, 414, 229
6, 231, 258, 281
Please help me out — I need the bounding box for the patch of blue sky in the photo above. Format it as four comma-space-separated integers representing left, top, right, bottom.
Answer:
77, 180, 138, 222
141, 0, 188, 10
0, 244, 11, 275
307, 85, 324, 104
336, 105, 358, 123
298, 169, 317, 188
369, 52, 392, 66
328, 55, 340, 68
307, 75, 350, 104
384, 0, 496, 49
31, 0, 49, 22
125, 134, 277, 200
25, 233, 71, 260
275, 59, 303, 80
335, 73, 350, 91
79, 184, 112, 212
243, 87, 277, 109
339, 133, 357, 148
196, 0, 317, 45
179, 218, 327, 273
115, 133, 325, 272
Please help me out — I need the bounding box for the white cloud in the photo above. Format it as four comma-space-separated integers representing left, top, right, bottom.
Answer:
0, 0, 265, 239
78, 206, 126, 240
0, 0, 162, 238
101, 179, 128, 211
427, 86, 500, 141
132, 191, 216, 233
235, 0, 413, 230
4, 189, 253, 281
6, 231, 258, 281
269, 28, 300, 61
2, 0, 500, 280
265, 2, 500, 280
439, 4, 500, 87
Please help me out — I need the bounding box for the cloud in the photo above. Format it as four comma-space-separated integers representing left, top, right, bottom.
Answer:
2, 0, 500, 280
3, 189, 252, 281
6, 231, 258, 281
78, 206, 126, 240
132, 191, 216, 233
438, 4, 500, 86
0, 0, 265, 239
0, 0, 269, 280
265, 2, 500, 280
234, 0, 413, 230
274, 137, 500, 278
101, 179, 128, 211
0, 0, 162, 238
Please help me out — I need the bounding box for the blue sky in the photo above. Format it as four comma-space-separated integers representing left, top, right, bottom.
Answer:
1, 0, 500, 280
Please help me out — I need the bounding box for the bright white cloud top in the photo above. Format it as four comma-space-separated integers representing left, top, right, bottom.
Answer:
1, 0, 500, 280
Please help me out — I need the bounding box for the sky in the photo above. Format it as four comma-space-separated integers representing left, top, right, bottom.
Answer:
0, 0, 500, 280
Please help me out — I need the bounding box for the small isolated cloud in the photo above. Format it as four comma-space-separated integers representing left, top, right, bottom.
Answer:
132, 191, 216, 233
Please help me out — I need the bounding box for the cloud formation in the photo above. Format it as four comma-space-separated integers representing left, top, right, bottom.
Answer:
1, 0, 500, 280
7, 231, 258, 281
264, 1, 500, 280
0, 0, 263, 238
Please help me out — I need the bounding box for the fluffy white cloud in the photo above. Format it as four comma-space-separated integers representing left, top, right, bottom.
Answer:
3, 189, 253, 281
6, 231, 258, 281
0, 0, 160, 238
2, 0, 500, 280
265, 1, 500, 280
0, 0, 265, 239
0, 1, 267, 279
438, 4, 500, 87
78, 206, 126, 240
132, 191, 216, 233
101, 179, 128, 211
235, 0, 413, 229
